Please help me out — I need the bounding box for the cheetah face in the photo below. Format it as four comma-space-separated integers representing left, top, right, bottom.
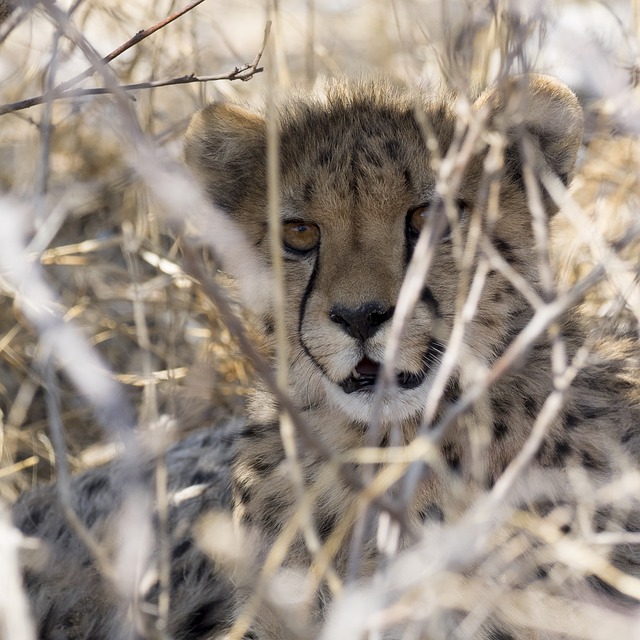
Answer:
276, 172, 464, 424
185, 77, 583, 424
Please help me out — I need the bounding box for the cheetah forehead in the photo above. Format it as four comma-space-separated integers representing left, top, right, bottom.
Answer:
185, 75, 582, 219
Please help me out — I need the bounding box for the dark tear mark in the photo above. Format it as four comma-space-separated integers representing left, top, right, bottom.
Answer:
298, 255, 331, 379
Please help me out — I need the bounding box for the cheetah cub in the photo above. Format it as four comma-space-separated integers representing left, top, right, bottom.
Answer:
14, 76, 640, 640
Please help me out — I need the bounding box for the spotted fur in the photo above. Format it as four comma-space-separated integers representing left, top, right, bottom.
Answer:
185, 76, 640, 638
13, 76, 640, 640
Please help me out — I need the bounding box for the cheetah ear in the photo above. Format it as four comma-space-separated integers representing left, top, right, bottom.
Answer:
474, 74, 583, 189
184, 103, 266, 214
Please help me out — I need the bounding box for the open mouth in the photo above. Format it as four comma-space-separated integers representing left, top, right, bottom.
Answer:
339, 356, 428, 394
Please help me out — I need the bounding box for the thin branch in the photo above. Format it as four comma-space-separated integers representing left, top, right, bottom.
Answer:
0, 36, 269, 116
0, 5, 270, 117
51, 0, 208, 94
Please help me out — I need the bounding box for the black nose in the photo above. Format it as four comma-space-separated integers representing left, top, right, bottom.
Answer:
329, 303, 395, 342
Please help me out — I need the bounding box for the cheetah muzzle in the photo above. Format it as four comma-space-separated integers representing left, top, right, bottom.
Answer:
12, 74, 640, 640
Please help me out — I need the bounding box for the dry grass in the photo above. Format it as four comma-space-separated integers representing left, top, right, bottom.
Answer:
0, 1, 639, 639
0, 0, 263, 499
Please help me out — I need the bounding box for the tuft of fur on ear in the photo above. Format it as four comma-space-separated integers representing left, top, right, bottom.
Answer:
184, 103, 267, 214
474, 74, 584, 191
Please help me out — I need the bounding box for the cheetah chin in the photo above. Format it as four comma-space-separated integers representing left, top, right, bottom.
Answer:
13, 74, 640, 640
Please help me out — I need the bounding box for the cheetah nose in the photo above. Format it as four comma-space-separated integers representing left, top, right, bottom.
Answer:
355, 356, 380, 377
329, 303, 395, 342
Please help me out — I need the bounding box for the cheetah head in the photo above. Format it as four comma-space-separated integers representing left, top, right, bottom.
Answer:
184, 76, 583, 425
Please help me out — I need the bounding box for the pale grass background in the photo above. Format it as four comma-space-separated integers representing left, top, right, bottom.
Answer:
0, 1, 639, 639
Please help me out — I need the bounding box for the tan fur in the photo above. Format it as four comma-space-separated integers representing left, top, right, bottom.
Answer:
12, 76, 640, 640
182, 76, 640, 639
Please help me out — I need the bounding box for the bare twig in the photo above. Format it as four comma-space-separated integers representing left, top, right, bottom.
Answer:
0, 19, 271, 117
53, 0, 207, 93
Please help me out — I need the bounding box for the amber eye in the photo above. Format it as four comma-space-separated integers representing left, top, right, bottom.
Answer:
408, 205, 428, 235
282, 221, 320, 254
407, 200, 467, 241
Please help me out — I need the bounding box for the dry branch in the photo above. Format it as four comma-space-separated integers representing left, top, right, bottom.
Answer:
0, 6, 270, 117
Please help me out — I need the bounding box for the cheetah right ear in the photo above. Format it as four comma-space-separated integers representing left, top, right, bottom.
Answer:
184, 103, 267, 214
474, 75, 584, 189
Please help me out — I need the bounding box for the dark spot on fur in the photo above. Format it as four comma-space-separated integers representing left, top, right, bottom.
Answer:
563, 412, 579, 430
532, 500, 556, 518
442, 443, 461, 473
553, 439, 571, 463
581, 451, 601, 471
85, 507, 101, 529
353, 421, 369, 435
249, 456, 282, 477
172, 539, 193, 560
260, 495, 288, 532
587, 575, 640, 606
303, 179, 314, 202
489, 631, 516, 640
190, 469, 218, 485
560, 523, 571, 534
493, 420, 509, 441
524, 395, 539, 418
493, 237, 518, 265
144, 579, 161, 603
318, 148, 332, 166
579, 405, 608, 420
182, 600, 228, 638
316, 512, 337, 542
18, 503, 46, 535
445, 376, 461, 404
263, 315, 275, 335
81, 474, 110, 497
419, 503, 444, 523
476, 314, 496, 329
403, 168, 413, 190
535, 565, 549, 580
238, 423, 277, 442
620, 428, 638, 444
420, 286, 441, 318
491, 395, 509, 416
383, 139, 400, 161
379, 433, 390, 448
362, 146, 383, 168
235, 481, 253, 505
592, 506, 612, 533
624, 511, 640, 533
503, 142, 524, 188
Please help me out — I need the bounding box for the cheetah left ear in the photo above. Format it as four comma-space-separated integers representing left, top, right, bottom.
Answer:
184, 103, 267, 216
474, 74, 584, 189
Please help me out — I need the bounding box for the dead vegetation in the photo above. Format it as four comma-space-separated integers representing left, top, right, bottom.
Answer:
0, 1, 639, 639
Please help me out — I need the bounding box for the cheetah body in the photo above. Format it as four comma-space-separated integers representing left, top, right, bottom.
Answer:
13, 76, 640, 640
